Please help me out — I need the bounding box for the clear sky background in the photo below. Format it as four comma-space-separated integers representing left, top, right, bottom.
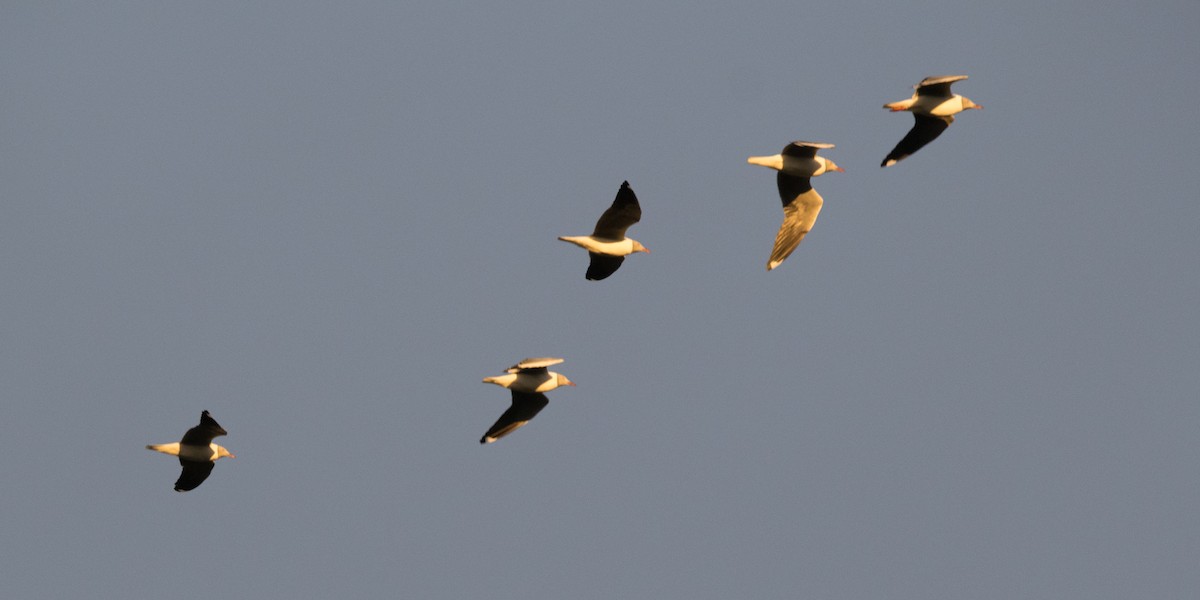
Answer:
3, 2, 1198, 598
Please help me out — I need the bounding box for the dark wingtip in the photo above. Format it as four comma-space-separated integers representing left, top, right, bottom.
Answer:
620, 180, 630, 188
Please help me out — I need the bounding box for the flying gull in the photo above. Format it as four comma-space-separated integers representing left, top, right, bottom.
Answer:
146, 410, 235, 492
747, 141, 844, 271
881, 75, 982, 167
558, 181, 649, 281
480, 357, 575, 444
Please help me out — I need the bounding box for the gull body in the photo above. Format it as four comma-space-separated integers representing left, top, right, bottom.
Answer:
556, 236, 645, 257
746, 154, 841, 178
146, 441, 234, 463
884, 93, 979, 117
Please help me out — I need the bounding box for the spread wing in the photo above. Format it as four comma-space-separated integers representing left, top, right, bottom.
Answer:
480, 392, 550, 444
180, 410, 227, 446
781, 140, 833, 159
508, 357, 564, 372
174, 459, 215, 492
915, 75, 967, 97
766, 176, 824, 271
881, 114, 952, 167
585, 253, 625, 281
591, 181, 641, 240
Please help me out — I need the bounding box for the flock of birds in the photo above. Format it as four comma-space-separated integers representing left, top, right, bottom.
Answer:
146, 75, 982, 491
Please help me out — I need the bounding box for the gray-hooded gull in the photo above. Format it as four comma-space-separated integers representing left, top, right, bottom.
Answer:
882, 75, 982, 167
146, 410, 235, 492
747, 141, 843, 271
558, 181, 648, 281
480, 357, 575, 444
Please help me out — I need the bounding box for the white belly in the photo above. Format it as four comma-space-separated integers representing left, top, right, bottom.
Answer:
178, 444, 218, 461
559, 236, 635, 256
511, 372, 558, 393
485, 371, 558, 392
914, 96, 966, 117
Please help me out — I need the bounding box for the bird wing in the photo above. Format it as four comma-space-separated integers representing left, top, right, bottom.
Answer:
915, 75, 967, 97
507, 357, 565, 373
776, 170, 812, 206
781, 140, 834, 159
480, 392, 550, 444
585, 253, 625, 281
180, 410, 227, 446
767, 179, 824, 271
174, 459, 216, 492
512, 357, 564, 370
881, 114, 952, 167
591, 181, 641, 240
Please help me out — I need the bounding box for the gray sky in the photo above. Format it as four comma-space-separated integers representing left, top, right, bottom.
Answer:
3, 2, 1198, 598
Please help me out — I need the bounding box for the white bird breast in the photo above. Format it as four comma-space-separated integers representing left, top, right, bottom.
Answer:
185, 444, 222, 461
486, 371, 559, 393
914, 96, 968, 117
513, 372, 559, 393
